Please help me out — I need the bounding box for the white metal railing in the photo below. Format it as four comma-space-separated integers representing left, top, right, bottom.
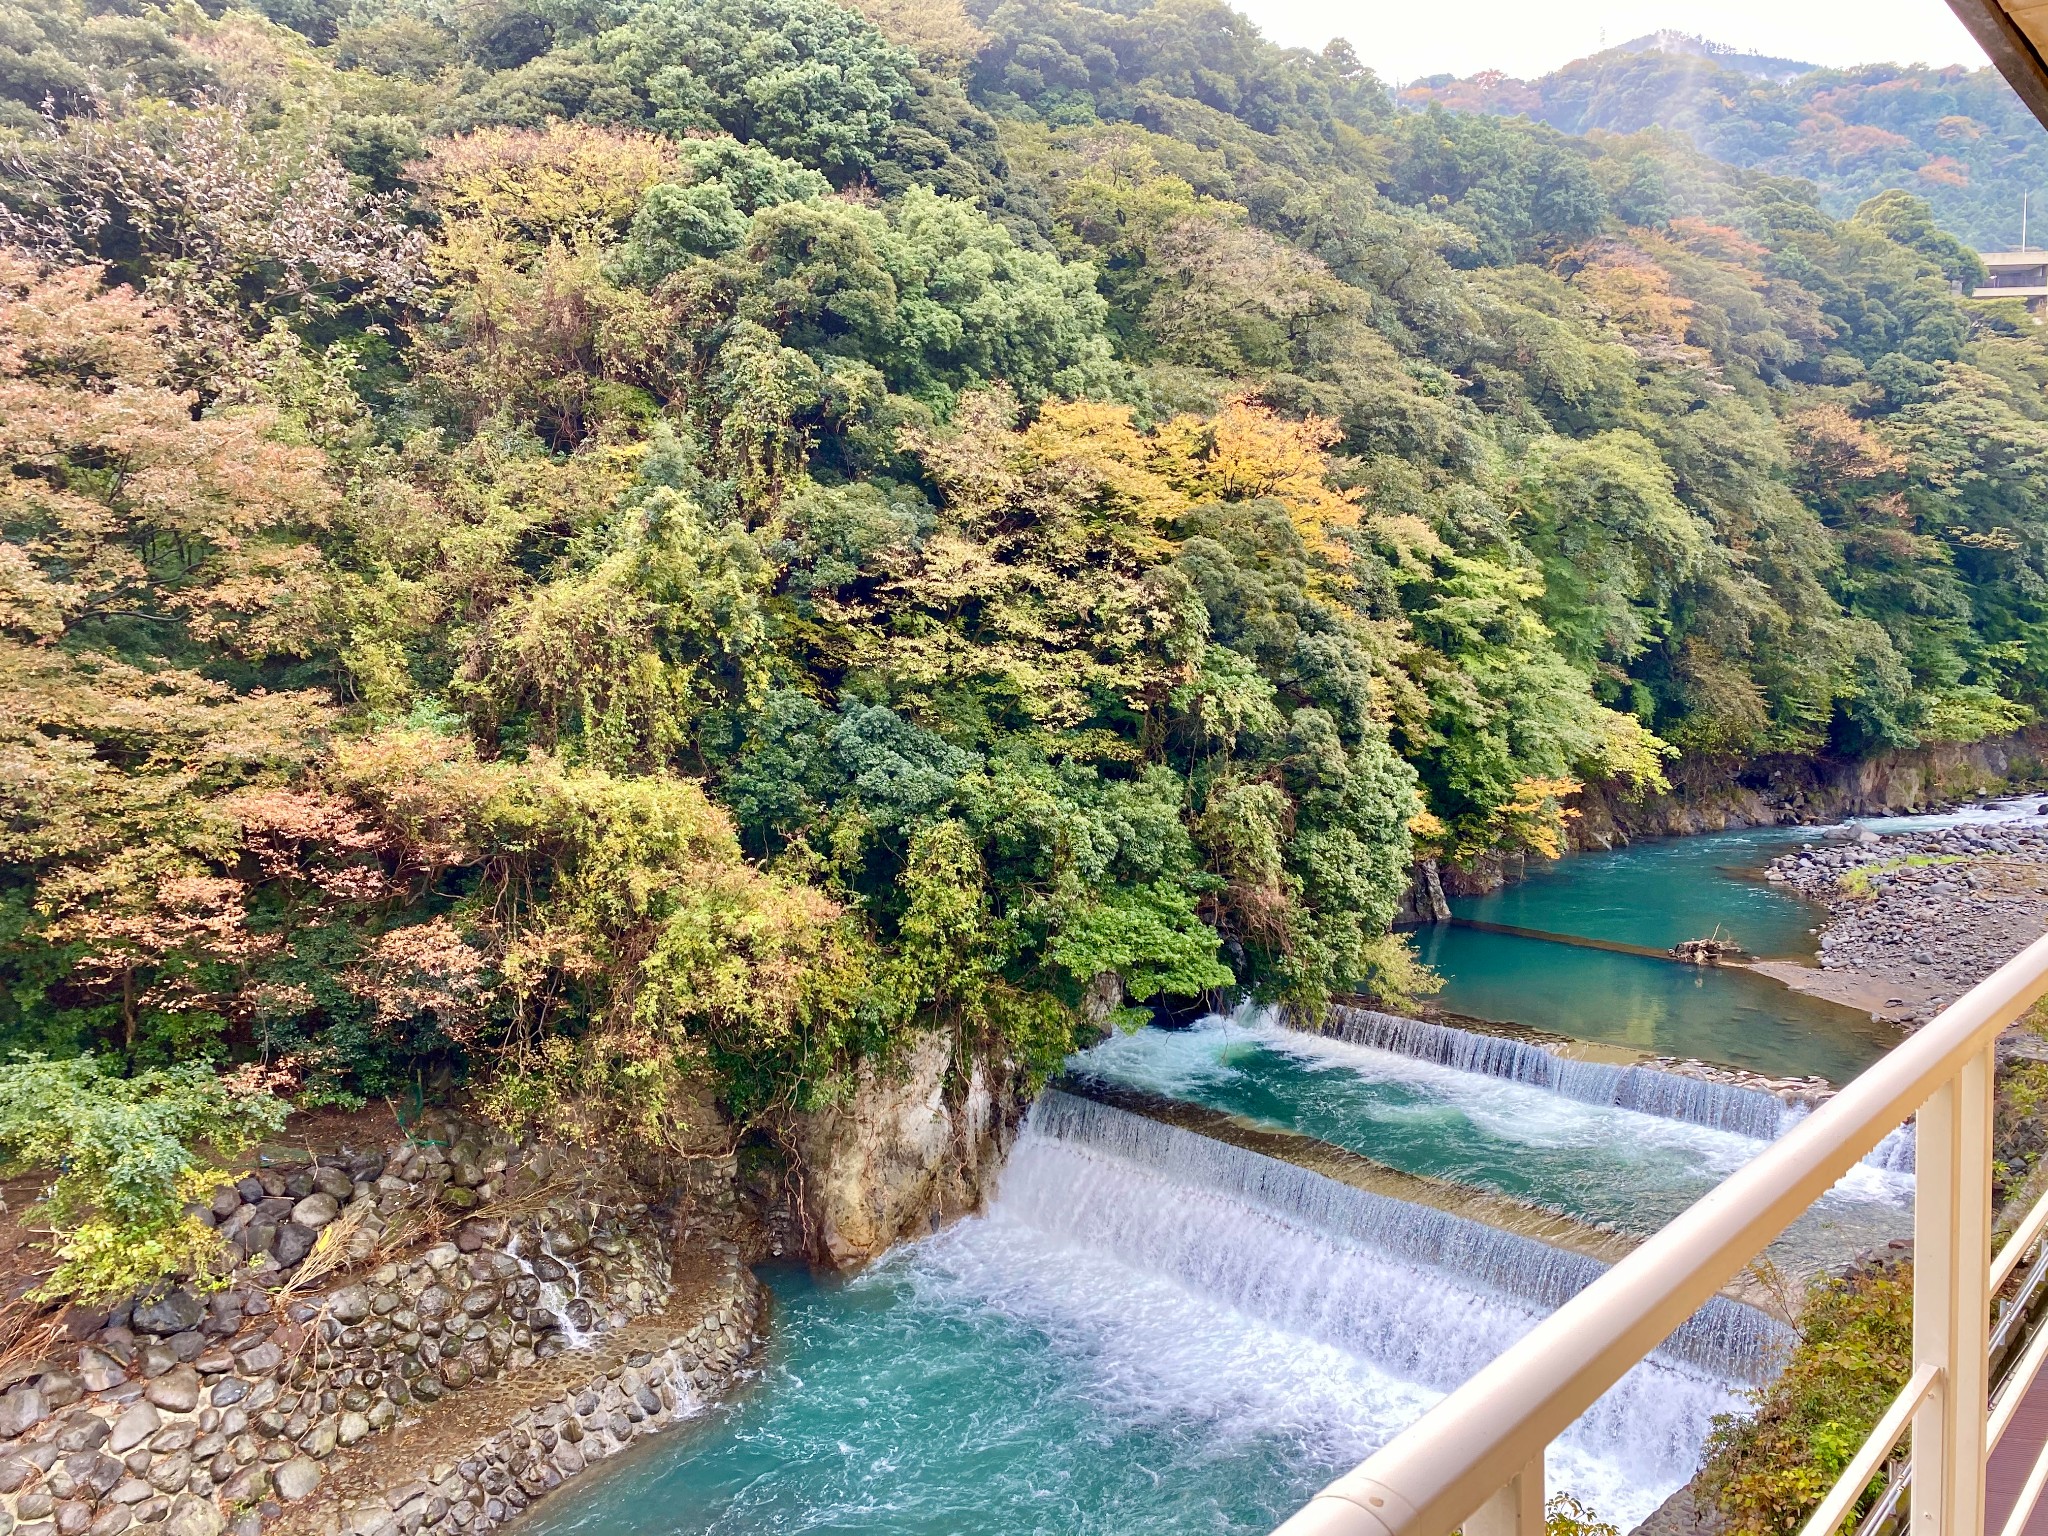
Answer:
1272, 930, 2048, 1536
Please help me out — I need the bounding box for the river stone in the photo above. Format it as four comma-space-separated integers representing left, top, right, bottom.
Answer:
272, 1223, 316, 1268
414, 1286, 453, 1322
76, 1350, 127, 1395
0, 1387, 49, 1439
88, 1507, 130, 1536
458, 1287, 499, 1319
271, 1458, 321, 1503
327, 1285, 372, 1325
108, 1406, 161, 1455
144, 1370, 200, 1414
131, 1294, 203, 1339
145, 1454, 190, 1493
290, 1194, 339, 1230
52, 1415, 108, 1455
335, 1412, 369, 1449
230, 1339, 280, 1375
160, 1496, 218, 1536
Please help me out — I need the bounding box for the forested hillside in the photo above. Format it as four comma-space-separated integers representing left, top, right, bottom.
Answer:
7, 0, 2048, 1287
1407, 43, 2048, 250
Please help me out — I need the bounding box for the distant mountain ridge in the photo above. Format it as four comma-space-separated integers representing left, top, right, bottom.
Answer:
1608, 30, 1818, 84
1405, 41, 2046, 248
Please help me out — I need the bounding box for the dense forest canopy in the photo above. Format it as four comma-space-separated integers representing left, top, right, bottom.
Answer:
1407, 39, 2048, 251
7, 0, 2048, 1287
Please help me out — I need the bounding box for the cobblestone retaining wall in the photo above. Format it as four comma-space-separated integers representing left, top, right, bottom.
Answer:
0, 1121, 684, 1536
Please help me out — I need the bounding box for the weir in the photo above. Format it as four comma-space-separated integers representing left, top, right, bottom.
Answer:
1030, 1089, 1793, 1383
1320, 1005, 1917, 1171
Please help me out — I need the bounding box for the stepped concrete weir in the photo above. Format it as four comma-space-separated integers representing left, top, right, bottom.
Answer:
1029, 1088, 1794, 1383
1060, 1073, 1641, 1267
1316, 1005, 1917, 1171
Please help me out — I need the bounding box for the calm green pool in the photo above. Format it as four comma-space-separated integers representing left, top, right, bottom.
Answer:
1449, 826, 1821, 957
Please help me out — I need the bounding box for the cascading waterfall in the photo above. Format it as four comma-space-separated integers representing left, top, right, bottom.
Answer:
505, 1228, 599, 1349
1322, 1006, 1784, 1135
1322, 1005, 1916, 1170
1030, 1089, 1792, 1383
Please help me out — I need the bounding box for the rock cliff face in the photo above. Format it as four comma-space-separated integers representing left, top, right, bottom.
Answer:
785, 1030, 1026, 1269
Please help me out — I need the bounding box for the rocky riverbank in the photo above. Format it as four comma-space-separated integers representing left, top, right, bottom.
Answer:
1757, 815, 2048, 1026
1420, 730, 2048, 905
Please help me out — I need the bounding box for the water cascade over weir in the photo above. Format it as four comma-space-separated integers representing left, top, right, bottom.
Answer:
1030, 1089, 1793, 1383
1321, 1005, 1917, 1171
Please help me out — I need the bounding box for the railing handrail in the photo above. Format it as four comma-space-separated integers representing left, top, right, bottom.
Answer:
1273, 929, 2048, 1536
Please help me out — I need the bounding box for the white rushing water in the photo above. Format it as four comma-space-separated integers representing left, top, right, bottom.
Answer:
1079, 1012, 1916, 1211
1320, 1006, 1918, 1174
505, 1227, 600, 1350
1032, 1089, 1791, 1378
953, 1096, 1755, 1528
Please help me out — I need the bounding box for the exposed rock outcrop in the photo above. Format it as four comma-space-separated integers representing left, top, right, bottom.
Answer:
1573, 730, 2048, 850
784, 1029, 1026, 1269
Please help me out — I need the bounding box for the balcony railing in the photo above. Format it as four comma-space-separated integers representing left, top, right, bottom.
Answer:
1272, 930, 2048, 1536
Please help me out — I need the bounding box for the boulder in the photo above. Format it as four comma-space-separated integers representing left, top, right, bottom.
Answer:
131, 1294, 204, 1338
160, 1496, 220, 1536
312, 1168, 354, 1201
108, 1405, 162, 1455
271, 1223, 317, 1268
289, 1194, 339, 1231
271, 1458, 322, 1503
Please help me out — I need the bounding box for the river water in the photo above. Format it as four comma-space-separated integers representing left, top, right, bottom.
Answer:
509, 816, 2007, 1536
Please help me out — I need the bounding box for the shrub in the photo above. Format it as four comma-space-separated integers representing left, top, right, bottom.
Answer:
1695, 1266, 1913, 1536
0, 1055, 289, 1303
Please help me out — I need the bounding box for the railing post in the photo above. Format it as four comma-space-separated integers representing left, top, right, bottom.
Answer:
1911, 1046, 1994, 1536
1466, 1457, 1543, 1536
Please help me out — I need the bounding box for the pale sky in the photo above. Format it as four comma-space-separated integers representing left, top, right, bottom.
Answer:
1231, 0, 1992, 83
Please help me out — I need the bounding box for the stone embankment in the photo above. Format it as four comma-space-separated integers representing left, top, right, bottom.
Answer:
0, 1114, 753, 1536
287, 1257, 761, 1536
1760, 817, 2048, 1024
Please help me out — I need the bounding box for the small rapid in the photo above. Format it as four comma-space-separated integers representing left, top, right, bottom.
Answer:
1321, 1004, 1916, 1171
1068, 1012, 1913, 1275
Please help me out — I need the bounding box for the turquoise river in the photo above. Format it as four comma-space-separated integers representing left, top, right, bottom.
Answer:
511, 805, 2035, 1536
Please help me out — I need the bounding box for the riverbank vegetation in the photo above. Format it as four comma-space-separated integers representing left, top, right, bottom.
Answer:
1698, 1019, 2048, 1536
8, 0, 2048, 1293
